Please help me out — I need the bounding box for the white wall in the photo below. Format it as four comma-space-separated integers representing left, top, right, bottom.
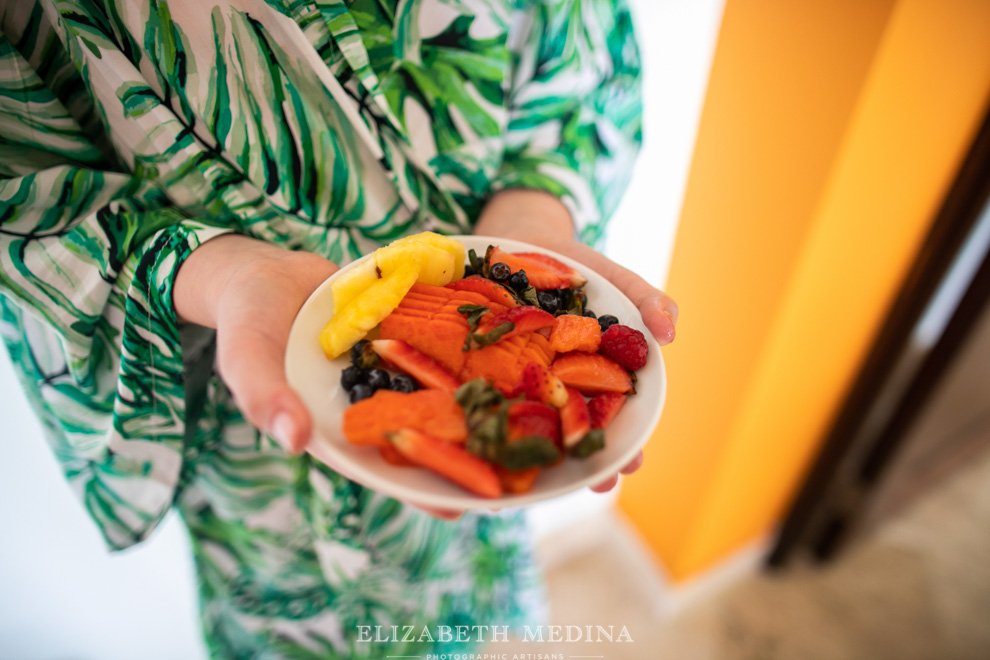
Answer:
605, 0, 725, 290
0, 2, 723, 657
0, 349, 208, 660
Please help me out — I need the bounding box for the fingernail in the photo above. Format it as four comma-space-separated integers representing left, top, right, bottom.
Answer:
271, 412, 298, 453
661, 296, 679, 326
655, 314, 676, 346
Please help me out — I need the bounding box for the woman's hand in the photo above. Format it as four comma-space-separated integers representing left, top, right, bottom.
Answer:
173, 235, 463, 521
475, 189, 679, 493
174, 234, 338, 453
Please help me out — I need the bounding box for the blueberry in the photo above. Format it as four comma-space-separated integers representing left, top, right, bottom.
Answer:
508, 270, 529, 291
366, 369, 391, 392
349, 340, 369, 364
340, 365, 366, 391
391, 375, 418, 393
547, 288, 572, 314
583, 309, 597, 320
489, 262, 511, 283
349, 383, 373, 403
537, 290, 559, 314
463, 264, 476, 277
598, 314, 619, 332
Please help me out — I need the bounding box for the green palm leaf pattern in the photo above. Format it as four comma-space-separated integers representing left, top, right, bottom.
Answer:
1, 0, 638, 655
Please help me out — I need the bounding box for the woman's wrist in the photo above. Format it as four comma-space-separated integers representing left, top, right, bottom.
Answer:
474, 189, 576, 247
174, 233, 297, 328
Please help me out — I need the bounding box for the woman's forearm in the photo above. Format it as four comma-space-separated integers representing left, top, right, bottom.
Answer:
174, 233, 256, 327
474, 189, 575, 245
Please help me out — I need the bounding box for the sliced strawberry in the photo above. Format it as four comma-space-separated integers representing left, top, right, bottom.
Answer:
559, 387, 592, 449
445, 275, 518, 307
548, 314, 601, 353
507, 400, 561, 445
475, 305, 556, 341
387, 428, 503, 498
588, 392, 627, 429
370, 339, 461, 392
513, 252, 588, 287
521, 361, 568, 408
486, 246, 570, 290
551, 352, 634, 395
494, 401, 561, 487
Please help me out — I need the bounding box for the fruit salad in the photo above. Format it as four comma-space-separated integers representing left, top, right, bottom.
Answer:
320, 233, 650, 499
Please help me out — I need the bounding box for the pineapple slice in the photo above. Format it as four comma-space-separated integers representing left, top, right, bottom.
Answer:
331, 257, 381, 311
319, 232, 467, 359
389, 232, 465, 280
377, 242, 456, 287
332, 232, 463, 311
319, 264, 419, 359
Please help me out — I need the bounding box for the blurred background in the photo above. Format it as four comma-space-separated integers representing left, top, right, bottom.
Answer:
3, 0, 990, 658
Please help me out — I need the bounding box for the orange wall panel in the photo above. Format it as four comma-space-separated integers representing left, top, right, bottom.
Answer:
682, 0, 990, 577
619, 0, 896, 574
620, 0, 990, 581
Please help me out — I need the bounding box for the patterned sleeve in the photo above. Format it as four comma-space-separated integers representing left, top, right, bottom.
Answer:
493, 0, 644, 246
0, 16, 229, 549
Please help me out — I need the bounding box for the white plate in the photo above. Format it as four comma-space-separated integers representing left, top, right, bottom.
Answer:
285, 235, 666, 510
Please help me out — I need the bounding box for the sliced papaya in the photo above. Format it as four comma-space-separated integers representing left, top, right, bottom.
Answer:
548, 314, 601, 353
496, 466, 541, 495
343, 389, 467, 447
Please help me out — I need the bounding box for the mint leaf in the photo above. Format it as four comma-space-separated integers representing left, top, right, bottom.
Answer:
496, 436, 561, 470
457, 304, 490, 331
567, 429, 605, 459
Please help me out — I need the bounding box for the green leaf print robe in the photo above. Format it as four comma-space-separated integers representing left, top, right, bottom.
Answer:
0, 0, 642, 656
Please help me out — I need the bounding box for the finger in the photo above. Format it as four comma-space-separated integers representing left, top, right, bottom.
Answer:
620, 450, 644, 475
217, 254, 338, 453
636, 291, 678, 346
606, 269, 677, 346
218, 321, 312, 454
589, 473, 619, 493
589, 453, 643, 495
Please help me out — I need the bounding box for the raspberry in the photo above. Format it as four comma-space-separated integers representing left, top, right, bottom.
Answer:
599, 324, 649, 371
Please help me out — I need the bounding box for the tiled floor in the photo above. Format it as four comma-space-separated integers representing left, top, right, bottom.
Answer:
491, 446, 990, 660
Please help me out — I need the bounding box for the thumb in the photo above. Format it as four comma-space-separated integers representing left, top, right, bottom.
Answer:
550, 240, 678, 345
600, 263, 678, 345
216, 319, 312, 454
633, 289, 678, 346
